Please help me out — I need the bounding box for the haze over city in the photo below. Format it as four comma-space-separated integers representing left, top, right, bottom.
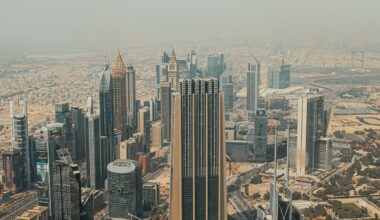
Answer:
1, 1, 380, 220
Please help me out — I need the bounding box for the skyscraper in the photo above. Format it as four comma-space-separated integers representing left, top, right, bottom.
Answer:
84, 104, 104, 189
254, 109, 268, 162
160, 82, 171, 142
268, 61, 291, 89
168, 49, 178, 89
119, 138, 137, 160
187, 49, 197, 79
296, 94, 325, 175
247, 59, 260, 114
99, 64, 115, 169
112, 50, 128, 140
55, 103, 76, 162
170, 78, 227, 220
126, 65, 137, 131
138, 107, 151, 153
151, 121, 163, 148
51, 149, 80, 219
207, 54, 226, 80
1, 147, 22, 192
69, 106, 86, 162
107, 159, 142, 219
10, 100, 30, 189
220, 70, 234, 114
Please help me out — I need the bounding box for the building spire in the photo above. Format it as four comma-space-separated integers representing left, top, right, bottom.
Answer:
112, 49, 126, 76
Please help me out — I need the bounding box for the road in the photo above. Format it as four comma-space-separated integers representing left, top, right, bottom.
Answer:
305, 155, 359, 201
0, 191, 38, 220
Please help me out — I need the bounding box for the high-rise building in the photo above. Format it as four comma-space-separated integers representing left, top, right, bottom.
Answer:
170, 78, 227, 220
151, 121, 163, 148
1, 147, 22, 192
268, 62, 291, 89
133, 133, 145, 153
149, 97, 160, 122
126, 65, 137, 131
247, 60, 260, 114
55, 103, 76, 162
107, 159, 142, 219
168, 49, 178, 89
84, 106, 104, 189
317, 137, 333, 171
51, 151, 81, 220
207, 54, 226, 80
220, 70, 234, 114
137, 152, 150, 175
99, 64, 115, 167
138, 107, 151, 153
160, 82, 171, 142
254, 109, 268, 162
69, 106, 86, 162
187, 50, 197, 79
112, 50, 128, 140
142, 182, 160, 211
120, 138, 137, 160
40, 123, 65, 211
296, 94, 325, 175
10, 100, 30, 189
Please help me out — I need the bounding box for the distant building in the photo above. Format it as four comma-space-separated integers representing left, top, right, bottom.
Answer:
207, 53, 226, 80
126, 65, 137, 131
107, 159, 142, 219
10, 100, 31, 190
170, 78, 227, 220
112, 50, 128, 140
226, 140, 252, 162
168, 49, 178, 89
220, 70, 234, 114
1, 147, 22, 192
151, 121, 163, 148
137, 152, 150, 175
296, 94, 325, 175
266, 95, 289, 111
187, 50, 197, 78
268, 62, 290, 89
55, 102, 77, 162
254, 109, 268, 162
120, 138, 137, 160
138, 107, 151, 152
247, 59, 260, 114
149, 97, 160, 121
142, 182, 160, 211
133, 132, 145, 153
160, 82, 172, 142
317, 137, 333, 171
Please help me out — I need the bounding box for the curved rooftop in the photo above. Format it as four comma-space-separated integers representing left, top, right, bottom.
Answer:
107, 159, 137, 174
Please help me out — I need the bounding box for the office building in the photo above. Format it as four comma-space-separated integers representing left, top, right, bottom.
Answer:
149, 98, 160, 122
151, 121, 163, 148
126, 65, 137, 131
296, 94, 325, 175
317, 137, 333, 171
138, 107, 151, 152
220, 70, 234, 114
120, 138, 137, 160
142, 182, 160, 211
10, 100, 31, 189
99, 64, 114, 168
133, 133, 145, 153
1, 147, 22, 192
55, 103, 77, 162
268, 62, 290, 89
70, 106, 86, 162
84, 106, 104, 189
112, 50, 128, 139
107, 159, 142, 219
247, 59, 260, 114
266, 95, 289, 111
207, 54, 226, 80
168, 49, 178, 89
170, 78, 227, 220
160, 82, 171, 142
137, 152, 150, 175
254, 109, 268, 162
226, 140, 252, 162
51, 151, 81, 220
187, 50, 197, 79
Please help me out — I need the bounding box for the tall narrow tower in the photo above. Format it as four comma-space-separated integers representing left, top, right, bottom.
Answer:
160, 82, 172, 142
247, 59, 260, 114
170, 78, 227, 220
112, 50, 128, 139
126, 65, 137, 131
99, 64, 115, 171
168, 49, 178, 89
10, 100, 30, 189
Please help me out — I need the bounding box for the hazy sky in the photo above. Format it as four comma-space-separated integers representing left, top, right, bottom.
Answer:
1, 0, 380, 54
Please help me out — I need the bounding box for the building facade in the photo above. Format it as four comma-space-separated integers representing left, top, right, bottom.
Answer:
160, 82, 172, 142
254, 109, 268, 162
247, 60, 260, 114
126, 65, 137, 131
168, 49, 178, 89
170, 78, 227, 220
